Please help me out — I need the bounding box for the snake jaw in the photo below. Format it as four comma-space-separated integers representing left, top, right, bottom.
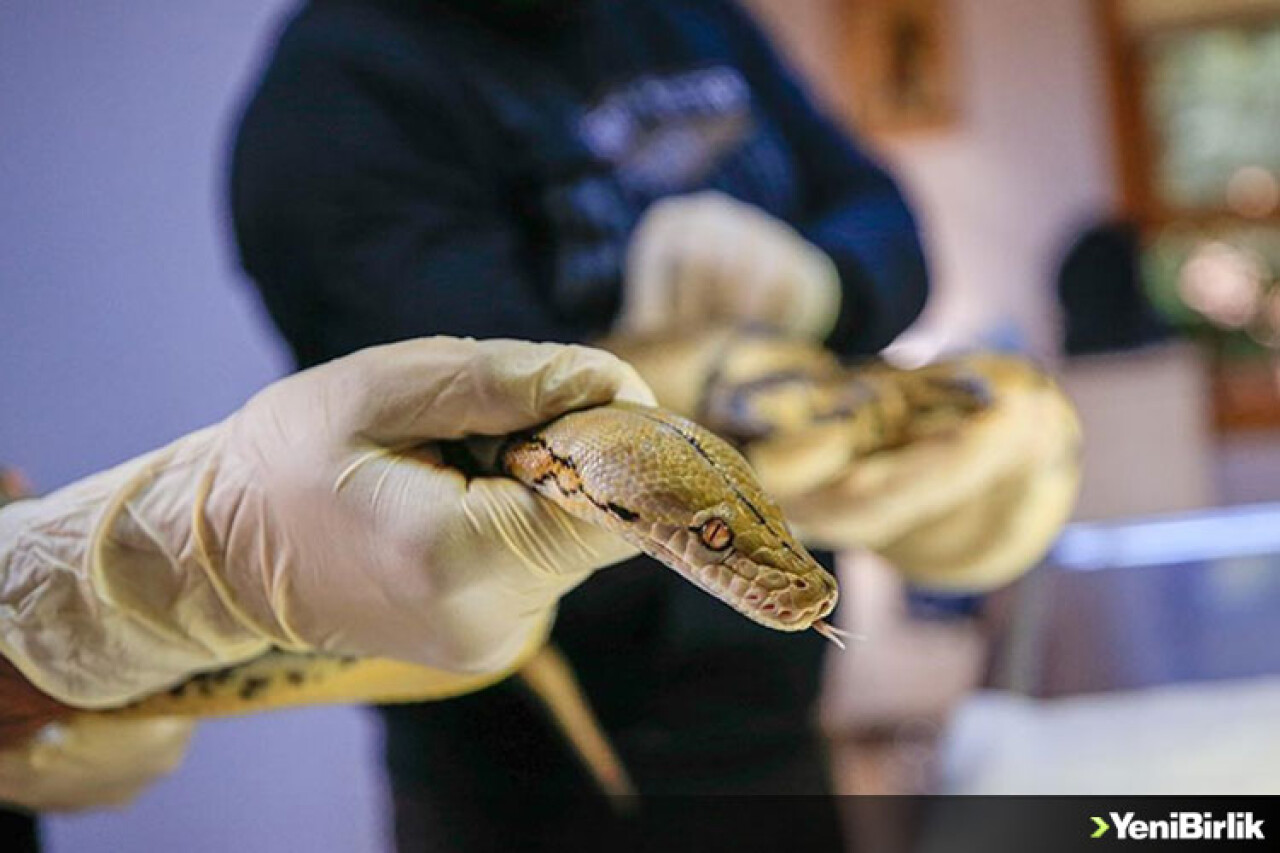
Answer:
724, 550, 837, 632
616, 520, 836, 633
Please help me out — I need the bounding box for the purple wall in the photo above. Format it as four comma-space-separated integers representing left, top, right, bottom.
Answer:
0, 1, 290, 487
0, 2, 390, 850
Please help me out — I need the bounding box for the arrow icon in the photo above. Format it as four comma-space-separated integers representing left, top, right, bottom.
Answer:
1091, 816, 1110, 838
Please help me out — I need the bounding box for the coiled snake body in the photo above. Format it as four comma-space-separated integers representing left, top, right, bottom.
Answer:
29, 332, 1082, 798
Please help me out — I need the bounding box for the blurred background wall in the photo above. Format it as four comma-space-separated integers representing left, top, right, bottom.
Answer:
0, 1, 289, 487
749, 0, 1116, 359
1, 2, 390, 851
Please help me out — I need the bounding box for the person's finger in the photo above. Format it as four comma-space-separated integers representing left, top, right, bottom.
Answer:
337, 470, 637, 670
335, 338, 655, 442
733, 234, 784, 323
458, 478, 639, 581
671, 204, 729, 325
697, 206, 745, 322
622, 200, 682, 334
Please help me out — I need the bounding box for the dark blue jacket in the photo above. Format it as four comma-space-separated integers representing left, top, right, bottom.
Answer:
231, 0, 928, 369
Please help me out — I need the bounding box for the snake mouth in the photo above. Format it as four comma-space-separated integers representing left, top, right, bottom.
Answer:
626, 523, 836, 633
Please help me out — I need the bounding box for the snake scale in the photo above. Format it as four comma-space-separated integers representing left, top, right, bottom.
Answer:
13, 332, 1081, 799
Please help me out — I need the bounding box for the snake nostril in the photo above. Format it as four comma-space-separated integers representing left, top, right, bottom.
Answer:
795, 580, 808, 590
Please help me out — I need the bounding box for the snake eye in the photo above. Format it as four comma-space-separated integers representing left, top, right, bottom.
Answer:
697, 517, 733, 551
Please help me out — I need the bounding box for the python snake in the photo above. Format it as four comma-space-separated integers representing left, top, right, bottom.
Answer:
13, 331, 1081, 799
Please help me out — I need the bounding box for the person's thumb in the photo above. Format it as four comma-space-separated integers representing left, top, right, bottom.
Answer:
321, 337, 656, 445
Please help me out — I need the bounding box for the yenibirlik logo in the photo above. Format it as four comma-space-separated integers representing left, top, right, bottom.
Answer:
1091, 812, 1265, 841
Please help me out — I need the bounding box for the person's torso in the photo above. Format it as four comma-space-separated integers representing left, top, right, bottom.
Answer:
351, 0, 804, 331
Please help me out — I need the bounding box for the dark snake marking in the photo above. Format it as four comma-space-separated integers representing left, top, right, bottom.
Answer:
238, 676, 270, 702
606, 502, 638, 522
505, 436, 641, 524
705, 371, 878, 440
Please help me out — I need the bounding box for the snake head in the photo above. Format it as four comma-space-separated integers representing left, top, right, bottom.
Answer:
682, 500, 839, 631
502, 402, 839, 634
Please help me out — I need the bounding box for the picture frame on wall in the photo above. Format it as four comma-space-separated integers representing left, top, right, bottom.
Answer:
846, 0, 960, 135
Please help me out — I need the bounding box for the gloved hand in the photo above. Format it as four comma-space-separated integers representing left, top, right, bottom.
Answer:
0, 716, 194, 812
620, 191, 841, 340
0, 337, 654, 710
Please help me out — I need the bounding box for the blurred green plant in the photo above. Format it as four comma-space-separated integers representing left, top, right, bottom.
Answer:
1144, 226, 1280, 359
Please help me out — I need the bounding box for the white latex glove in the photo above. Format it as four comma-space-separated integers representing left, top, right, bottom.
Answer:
0, 717, 194, 812
0, 337, 654, 710
621, 191, 841, 340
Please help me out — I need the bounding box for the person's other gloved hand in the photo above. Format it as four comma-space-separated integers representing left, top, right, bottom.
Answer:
0, 716, 195, 812
620, 191, 841, 340
0, 338, 654, 710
